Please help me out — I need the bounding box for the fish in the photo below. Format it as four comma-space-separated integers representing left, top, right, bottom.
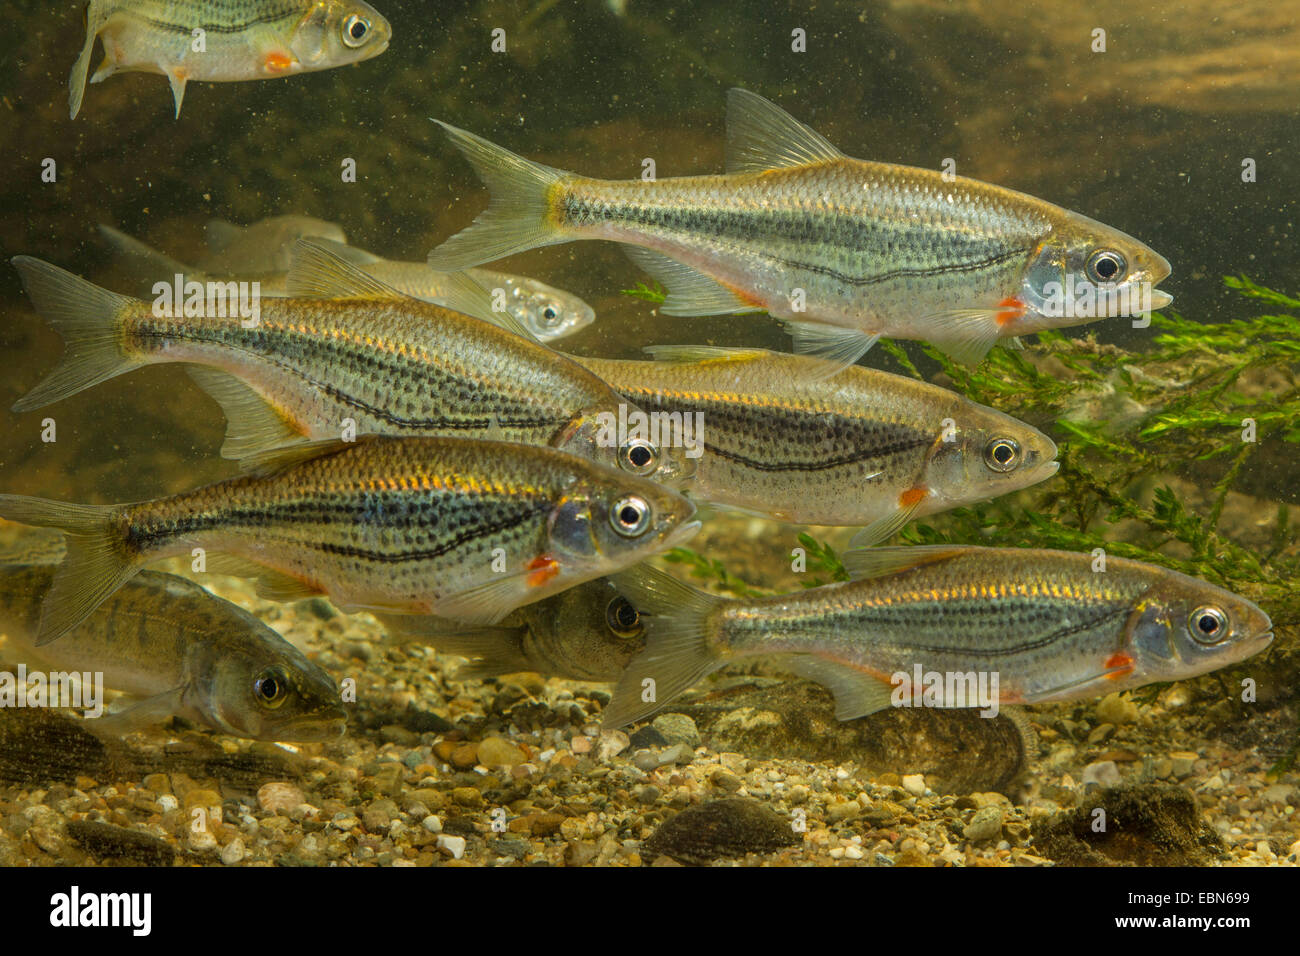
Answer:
427, 88, 1173, 368
98, 226, 597, 342
0, 435, 701, 645
601, 546, 1273, 728
0, 540, 345, 741
377, 578, 647, 682
69, 0, 391, 119
9, 248, 692, 486
576, 345, 1059, 541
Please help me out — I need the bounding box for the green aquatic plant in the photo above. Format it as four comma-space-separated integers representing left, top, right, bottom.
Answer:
621, 281, 667, 305
662, 546, 767, 599
795, 531, 850, 587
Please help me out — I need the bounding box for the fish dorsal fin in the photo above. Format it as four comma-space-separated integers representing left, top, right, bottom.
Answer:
185, 367, 307, 462
642, 344, 770, 365
286, 239, 407, 300
840, 544, 978, 581
236, 437, 362, 478
725, 88, 844, 175
305, 237, 383, 267
623, 247, 763, 316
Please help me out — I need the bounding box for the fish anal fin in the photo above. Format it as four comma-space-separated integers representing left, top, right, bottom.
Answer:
623, 247, 764, 316
185, 367, 307, 461
784, 654, 895, 721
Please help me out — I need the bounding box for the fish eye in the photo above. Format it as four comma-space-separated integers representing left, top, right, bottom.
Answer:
983, 437, 1020, 473
610, 494, 651, 536
539, 304, 562, 328
605, 597, 643, 639
342, 14, 370, 47
618, 437, 660, 476
253, 667, 290, 709
1086, 249, 1126, 283
1188, 605, 1229, 644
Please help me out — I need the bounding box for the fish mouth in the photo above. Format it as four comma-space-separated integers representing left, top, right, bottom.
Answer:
1149, 288, 1173, 310
664, 519, 702, 549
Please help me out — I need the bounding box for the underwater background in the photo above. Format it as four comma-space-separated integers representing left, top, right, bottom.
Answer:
0, 0, 1297, 867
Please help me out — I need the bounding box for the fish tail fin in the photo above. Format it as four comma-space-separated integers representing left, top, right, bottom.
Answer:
10, 256, 142, 412
602, 565, 726, 728
426, 120, 570, 270
68, 0, 104, 119
0, 496, 136, 646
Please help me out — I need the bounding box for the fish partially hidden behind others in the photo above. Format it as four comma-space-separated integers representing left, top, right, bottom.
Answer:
69, 0, 391, 119
429, 89, 1172, 368
602, 546, 1272, 728
378, 578, 648, 681
0, 533, 346, 741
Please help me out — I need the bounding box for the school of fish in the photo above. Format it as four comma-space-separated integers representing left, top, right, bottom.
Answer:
0, 10, 1271, 768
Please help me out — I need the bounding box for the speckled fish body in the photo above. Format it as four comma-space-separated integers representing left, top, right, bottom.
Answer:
428, 89, 1172, 366
380, 578, 647, 681
0, 549, 345, 741
603, 546, 1273, 727
10, 253, 690, 487
577, 346, 1058, 530
70, 0, 391, 118
0, 436, 700, 644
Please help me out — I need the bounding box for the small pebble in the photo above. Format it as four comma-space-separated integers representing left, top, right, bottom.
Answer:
901, 774, 926, 797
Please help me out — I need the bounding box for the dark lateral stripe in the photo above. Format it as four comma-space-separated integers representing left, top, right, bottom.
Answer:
568, 197, 1027, 287
702, 436, 929, 473
121, 4, 307, 37
129, 499, 551, 564
827, 601, 1134, 658
135, 327, 569, 433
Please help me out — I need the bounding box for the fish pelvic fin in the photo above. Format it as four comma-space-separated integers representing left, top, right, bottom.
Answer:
923, 309, 1005, 366
10, 256, 141, 413
166, 69, 187, 119
68, 1, 105, 119
426, 120, 570, 270
0, 496, 136, 646
601, 564, 726, 729
90, 687, 188, 736
623, 247, 765, 316
184, 367, 307, 462
784, 656, 896, 721
725, 88, 844, 174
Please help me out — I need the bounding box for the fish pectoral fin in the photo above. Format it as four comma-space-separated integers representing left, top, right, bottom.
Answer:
724, 88, 845, 174
185, 367, 308, 462
778, 320, 879, 374
840, 543, 978, 581
923, 309, 1005, 366
846, 494, 927, 550
286, 239, 407, 300
166, 69, 187, 119
784, 655, 895, 721
641, 344, 770, 365
373, 612, 520, 647
89, 687, 187, 736
623, 247, 764, 316
432, 570, 547, 628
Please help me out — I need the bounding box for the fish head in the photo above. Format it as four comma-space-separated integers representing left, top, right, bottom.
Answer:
1016, 214, 1172, 330
495, 276, 595, 341
922, 403, 1060, 510
290, 0, 392, 71
524, 579, 649, 678
199, 648, 347, 742
545, 473, 700, 577
1126, 573, 1273, 684
556, 410, 700, 489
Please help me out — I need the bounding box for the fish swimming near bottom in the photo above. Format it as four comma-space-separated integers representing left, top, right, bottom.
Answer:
0, 436, 699, 646
69, 0, 391, 118
378, 578, 648, 681
602, 546, 1273, 728
0, 538, 345, 741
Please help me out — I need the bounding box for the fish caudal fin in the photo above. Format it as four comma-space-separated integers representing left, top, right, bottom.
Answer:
68, 2, 105, 119
0, 496, 136, 646
426, 120, 570, 270
602, 565, 726, 728
10, 256, 142, 412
